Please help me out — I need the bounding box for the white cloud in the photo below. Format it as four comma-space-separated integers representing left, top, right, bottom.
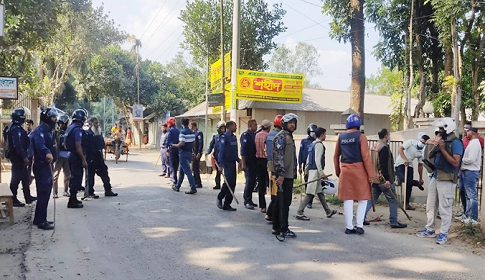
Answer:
317, 50, 350, 66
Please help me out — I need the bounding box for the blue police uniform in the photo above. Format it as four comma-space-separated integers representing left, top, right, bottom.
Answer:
192, 129, 204, 188
31, 123, 57, 225
208, 134, 223, 188
217, 131, 240, 209
240, 129, 257, 206
85, 128, 114, 195
174, 127, 197, 192
164, 126, 180, 185
7, 123, 35, 204
65, 122, 85, 195
299, 136, 314, 170
53, 127, 71, 196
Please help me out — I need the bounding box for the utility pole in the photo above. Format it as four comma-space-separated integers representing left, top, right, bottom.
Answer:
103, 96, 106, 135
219, 0, 225, 121
137, 53, 140, 105
451, 17, 461, 133
204, 54, 209, 151
405, 0, 415, 130
230, 0, 240, 122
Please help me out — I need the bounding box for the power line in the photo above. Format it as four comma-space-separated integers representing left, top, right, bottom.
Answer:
139, 0, 170, 41
298, 0, 321, 8
275, 20, 329, 41
145, 25, 183, 58
280, 0, 331, 31
154, 33, 184, 62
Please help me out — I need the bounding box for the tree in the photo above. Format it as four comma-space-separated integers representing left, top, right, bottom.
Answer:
322, 0, 366, 121
268, 42, 322, 87
179, 0, 286, 71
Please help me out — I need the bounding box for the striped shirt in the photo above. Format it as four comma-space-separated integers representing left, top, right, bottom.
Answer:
255, 130, 269, 158
178, 127, 195, 152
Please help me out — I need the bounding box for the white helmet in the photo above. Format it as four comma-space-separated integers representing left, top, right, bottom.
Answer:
435, 117, 456, 135
321, 178, 338, 195
217, 121, 226, 129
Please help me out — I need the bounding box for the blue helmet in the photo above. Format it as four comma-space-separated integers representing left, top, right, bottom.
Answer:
72, 108, 87, 123
346, 114, 361, 129
40, 107, 59, 128
58, 115, 70, 124
11, 107, 28, 124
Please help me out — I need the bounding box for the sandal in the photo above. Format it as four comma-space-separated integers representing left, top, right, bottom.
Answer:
261, 208, 266, 213
296, 214, 310, 221
265, 215, 272, 221
327, 210, 337, 218
369, 217, 382, 222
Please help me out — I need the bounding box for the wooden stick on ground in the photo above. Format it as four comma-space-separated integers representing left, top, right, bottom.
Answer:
214, 161, 239, 204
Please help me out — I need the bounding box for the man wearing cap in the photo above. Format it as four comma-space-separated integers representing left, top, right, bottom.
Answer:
255, 119, 272, 213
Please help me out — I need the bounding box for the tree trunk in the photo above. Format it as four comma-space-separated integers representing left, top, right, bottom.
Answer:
414, 33, 426, 118
349, 0, 365, 125
405, 0, 415, 129
451, 18, 462, 129
472, 28, 485, 120
444, 45, 454, 77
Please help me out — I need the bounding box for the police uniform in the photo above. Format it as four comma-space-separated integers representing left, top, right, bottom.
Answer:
217, 131, 239, 210
31, 122, 57, 228
53, 126, 71, 196
164, 126, 180, 185
7, 123, 35, 205
192, 129, 204, 188
65, 121, 86, 207
240, 129, 257, 207
207, 133, 223, 189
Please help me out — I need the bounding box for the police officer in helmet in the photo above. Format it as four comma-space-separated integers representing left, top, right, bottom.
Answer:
53, 115, 71, 198
5, 107, 37, 207
207, 121, 226, 190
31, 107, 58, 230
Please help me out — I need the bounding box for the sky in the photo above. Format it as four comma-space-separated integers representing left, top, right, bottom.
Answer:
91, 0, 383, 91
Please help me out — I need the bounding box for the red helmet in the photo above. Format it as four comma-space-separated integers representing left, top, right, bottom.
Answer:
274, 115, 283, 128
166, 117, 176, 127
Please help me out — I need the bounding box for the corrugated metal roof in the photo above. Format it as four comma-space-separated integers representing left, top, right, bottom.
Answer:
177, 101, 215, 118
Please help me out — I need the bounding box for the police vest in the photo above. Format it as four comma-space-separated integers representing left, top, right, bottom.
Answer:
339, 131, 363, 164
431, 134, 463, 182
308, 141, 325, 170
59, 130, 68, 152
266, 129, 279, 161
221, 133, 238, 162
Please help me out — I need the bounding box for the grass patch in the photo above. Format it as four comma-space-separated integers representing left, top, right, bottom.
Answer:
325, 195, 343, 206
459, 223, 485, 246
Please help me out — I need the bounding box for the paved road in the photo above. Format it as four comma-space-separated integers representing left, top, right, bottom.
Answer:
22, 151, 485, 280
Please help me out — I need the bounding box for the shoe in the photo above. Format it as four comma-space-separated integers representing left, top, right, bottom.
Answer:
436, 233, 448, 245
33, 220, 54, 226
390, 222, 407, 228
363, 220, 370, 226
159, 173, 166, 177
67, 201, 84, 209
223, 206, 237, 211
164, 175, 170, 178
63, 191, 70, 197
213, 186, 221, 190
327, 210, 337, 218
416, 229, 436, 238
37, 222, 55, 230
25, 197, 37, 204
217, 198, 223, 209
345, 228, 357, 234
105, 190, 118, 197
281, 230, 297, 238
172, 186, 180, 192
417, 185, 424, 191
196, 185, 203, 188
185, 189, 197, 194
455, 214, 467, 221
356, 227, 365, 235
79, 186, 85, 191
53, 194, 59, 199
88, 194, 100, 199
307, 203, 313, 209
13, 200, 25, 207
463, 217, 478, 225
251, 202, 258, 207
245, 204, 255, 210
261, 208, 266, 213
405, 205, 416, 211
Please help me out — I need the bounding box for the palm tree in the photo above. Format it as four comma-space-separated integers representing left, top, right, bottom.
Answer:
128, 36, 143, 148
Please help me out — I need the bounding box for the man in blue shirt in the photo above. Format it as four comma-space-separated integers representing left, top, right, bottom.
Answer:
164, 117, 180, 186
206, 121, 226, 189
53, 115, 71, 198
172, 118, 197, 194
241, 119, 258, 209
190, 121, 204, 188
31, 108, 58, 230
417, 118, 464, 245
217, 121, 240, 211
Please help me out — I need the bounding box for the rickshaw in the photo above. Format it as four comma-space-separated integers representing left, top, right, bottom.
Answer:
104, 138, 129, 163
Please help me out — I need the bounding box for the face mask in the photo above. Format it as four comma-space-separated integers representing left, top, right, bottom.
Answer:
310, 132, 315, 138
417, 141, 424, 150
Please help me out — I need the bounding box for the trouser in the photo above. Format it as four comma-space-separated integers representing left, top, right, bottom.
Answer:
169, 147, 179, 184
87, 154, 112, 194
27, 156, 33, 180
161, 147, 168, 175
176, 151, 196, 190
68, 158, 83, 195
462, 170, 479, 220
193, 156, 202, 187
218, 161, 237, 208
243, 157, 257, 205
33, 164, 53, 225
256, 158, 268, 209
457, 171, 467, 213
53, 157, 71, 195
344, 200, 367, 229
396, 165, 420, 205
10, 162, 32, 202
111, 140, 124, 154
298, 193, 331, 215
272, 178, 293, 233
365, 183, 398, 225
214, 161, 222, 188
425, 177, 455, 235
302, 163, 313, 205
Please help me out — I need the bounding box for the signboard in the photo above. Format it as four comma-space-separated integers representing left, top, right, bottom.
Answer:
0, 76, 18, 100
132, 104, 143, 121
208, 93, 224, 106
235, 69, 304, 103
0, 5, 4, 37
212, 106, 222, 114
1, 108, 12, 120
210, 52, 231, 90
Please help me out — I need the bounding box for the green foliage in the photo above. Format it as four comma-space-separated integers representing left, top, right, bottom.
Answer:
321, 0, 353, 43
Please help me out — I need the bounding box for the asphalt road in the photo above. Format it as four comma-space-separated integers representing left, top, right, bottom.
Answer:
21, 151, 485, 280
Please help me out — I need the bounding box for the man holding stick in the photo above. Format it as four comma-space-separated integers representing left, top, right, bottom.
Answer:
217, 121, 240, 211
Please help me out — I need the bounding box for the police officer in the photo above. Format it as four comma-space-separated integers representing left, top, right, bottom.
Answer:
65, 109, 88, 209
53, 115, 71, 198
190, 121, 204, 188
85, 117, 118, 198
164, 117, 180, 186
6, 107, 36, 207
216, 121, 240, 211
241, 119, 258, 209
31, 107, 58, 230
299, 123, 317, 208
207, 121, 226, 189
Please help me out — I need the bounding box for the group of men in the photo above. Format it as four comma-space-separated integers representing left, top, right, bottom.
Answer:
5, 107, 118, 230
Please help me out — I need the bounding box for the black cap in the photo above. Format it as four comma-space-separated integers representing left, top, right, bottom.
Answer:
469, 127, 479, 133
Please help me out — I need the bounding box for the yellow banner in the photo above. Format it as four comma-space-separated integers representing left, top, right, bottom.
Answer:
210, 52, 231, 90
235, 69, 304, 103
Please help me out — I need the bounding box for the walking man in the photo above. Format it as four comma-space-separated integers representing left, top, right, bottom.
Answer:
334, 114, 374, 235
365, 128, 407, 228
394, 135, 429, 210
6, 107, 36, 207
190, 121, 204, 188
298, 124, 317, 208
164, 117, 180, 186
159, 124, 169, 177
256, 120, 271, 213
265, 115, 282, 221
296, 127, 337, 221
31, 108, 58, 230
417, 118, 464, 245
53, 115, 71, 198
207, 121, 226, 190
171, 118, 197, 194
217, 121, 240, 211
241, 119, 258, 209
272, 113, 298, 238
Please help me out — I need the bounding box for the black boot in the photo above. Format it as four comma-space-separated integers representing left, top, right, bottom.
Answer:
67, 195, 83, 208
105, 190, 118, 197
13, 197, 25, 207
25, 196, 37, 204
37, 222, 55, 230
23, 186, 36, 204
